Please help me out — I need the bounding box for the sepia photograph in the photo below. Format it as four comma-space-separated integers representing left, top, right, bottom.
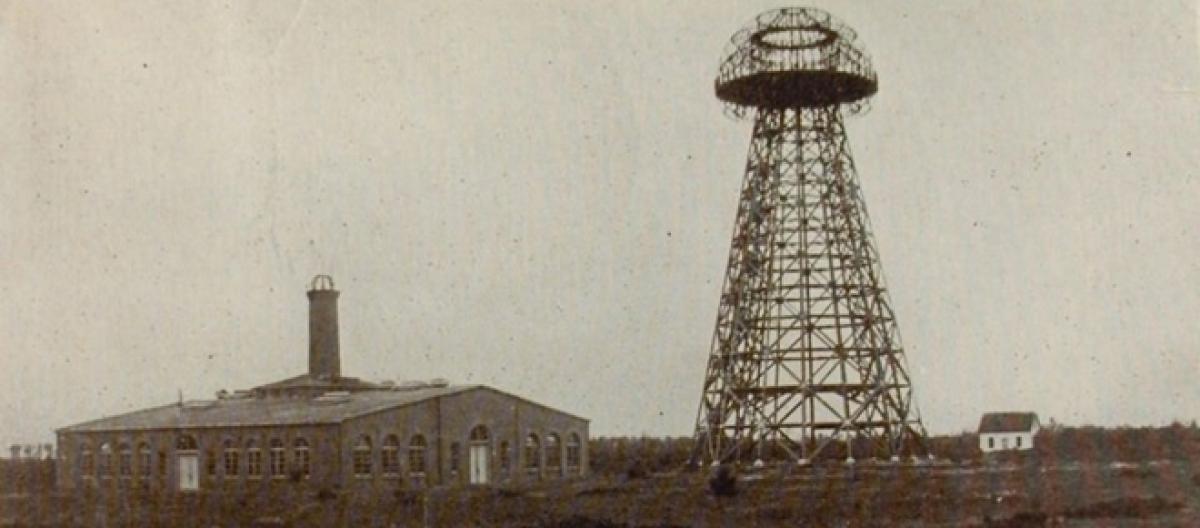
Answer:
2, 1, 1198, 526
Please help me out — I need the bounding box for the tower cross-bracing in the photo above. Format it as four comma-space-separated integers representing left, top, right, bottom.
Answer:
693, 7, 929, 466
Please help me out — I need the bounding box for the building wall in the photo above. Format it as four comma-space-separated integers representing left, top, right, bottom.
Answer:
339, 387, 588, 492
979, 431, 1035, 453
56, 388, 588, 497
56, 424, 341, 496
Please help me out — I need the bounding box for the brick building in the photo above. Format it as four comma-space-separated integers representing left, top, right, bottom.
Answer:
56, 276, 588, 495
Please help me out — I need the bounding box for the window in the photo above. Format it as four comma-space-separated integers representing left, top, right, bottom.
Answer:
499, 441, 510, 475
138, 443, 152, 477
118, 443, 132, 477
381, 435, 400, 476
525, 434, 540, 476
545, 434, 561, 476
1001, 437, 1009, 449
223, 440, 240, 477
201, 449, 214, 477
1016, 436, 1022, 448
293, 438, 310, 478
176, 435, 198, 451
408, 435, 427, 479
469, 425, 489, 443
353, 435, 373, 477
449, 442, 461, 478
246, 440, 262, 478
99, 442, 113, 478
80, 443, 94, 477
566, 434, 581, 474
987, 437, 994, 449
157, 451, 167, 477
268, 439, 286, 478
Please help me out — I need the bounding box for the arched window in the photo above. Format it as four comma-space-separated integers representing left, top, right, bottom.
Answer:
99, 442, 113, 478
268, 438, 286, 477
293, 438, 310, 477
222, 439, 239, 477
352, 435, 373, 477
138, 443, 152, 477
408, 435, 427, 482
498, 441, 510, 476
176, 435, 198, 451
545, 434, 561, 476
246, 440, 262, 478
80, 443, 94, 477
381, 435, 400, 476
566, 433, 582, 474
118, 443, 132, 477
524, 434, 540, 477
469, 425, 489, 443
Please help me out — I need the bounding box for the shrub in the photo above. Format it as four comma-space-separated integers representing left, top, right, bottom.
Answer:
393, 488, 421, 506
589, 436, 693, 475
985, 511, 1048, 528
625, 459, 648, 480
708, 464, 737, 498
1064, 496, 1182, 519
542, 514, 625, 528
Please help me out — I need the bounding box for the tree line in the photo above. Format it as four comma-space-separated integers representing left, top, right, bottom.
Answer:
588, 422, 1200, 475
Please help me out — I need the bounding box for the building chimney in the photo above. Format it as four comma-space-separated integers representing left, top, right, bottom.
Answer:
307, 275, 340, 380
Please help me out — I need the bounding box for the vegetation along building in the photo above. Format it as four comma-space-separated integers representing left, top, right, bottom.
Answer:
977, 412, 1040, 453
56, 275, 588, 495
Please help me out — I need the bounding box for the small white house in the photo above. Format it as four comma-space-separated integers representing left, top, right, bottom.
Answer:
978, 412, 1039, 453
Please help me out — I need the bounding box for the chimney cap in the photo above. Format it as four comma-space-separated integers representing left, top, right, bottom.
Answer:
309, 274, 336, 291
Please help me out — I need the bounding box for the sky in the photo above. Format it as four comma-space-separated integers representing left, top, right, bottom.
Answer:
1, 1, 1198, 446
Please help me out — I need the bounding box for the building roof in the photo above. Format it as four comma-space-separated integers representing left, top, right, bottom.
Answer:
253, 373, 381, 392
58, 384, 588, 434
58, 385, 475, 433
978, 412, 1039, 433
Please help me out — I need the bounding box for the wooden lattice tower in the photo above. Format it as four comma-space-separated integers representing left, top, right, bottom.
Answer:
692, 7, 929, 466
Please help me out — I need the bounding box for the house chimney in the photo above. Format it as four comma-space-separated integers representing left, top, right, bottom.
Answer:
307, 275, 340, 380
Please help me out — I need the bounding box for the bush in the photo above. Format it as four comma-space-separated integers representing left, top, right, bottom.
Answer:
1064, 496, 1182, 519
393, 488, 421, 506
542, 515, 625, 528
708, 464, 737, 498
589, 436, 693, 476
0, 459, 56, 494
625, 459, 648, 480
985, 511, 1048, 528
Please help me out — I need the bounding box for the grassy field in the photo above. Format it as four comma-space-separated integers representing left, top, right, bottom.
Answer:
4, 458, 1197, 526
423, 459, 1200, 527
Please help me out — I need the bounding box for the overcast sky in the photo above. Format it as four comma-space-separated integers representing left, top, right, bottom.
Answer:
2, 1, 1198, 446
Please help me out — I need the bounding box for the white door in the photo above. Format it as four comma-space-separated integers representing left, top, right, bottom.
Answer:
468, 445, 488, 484
178, 453, 199, 491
